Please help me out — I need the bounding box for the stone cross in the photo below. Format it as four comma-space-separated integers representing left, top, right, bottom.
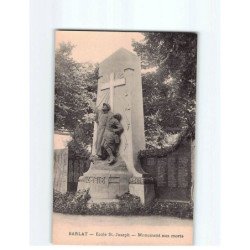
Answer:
100, 72, 125, 112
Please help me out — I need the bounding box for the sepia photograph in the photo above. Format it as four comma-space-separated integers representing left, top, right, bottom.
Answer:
52, 30, 197, 245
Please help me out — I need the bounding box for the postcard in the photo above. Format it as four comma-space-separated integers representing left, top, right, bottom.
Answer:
53, 30, 197, 245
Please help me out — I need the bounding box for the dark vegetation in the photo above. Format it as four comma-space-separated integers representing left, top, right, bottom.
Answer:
53, 190, 193, 219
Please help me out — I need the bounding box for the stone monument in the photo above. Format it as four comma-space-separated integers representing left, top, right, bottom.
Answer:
78, 48, 155, 204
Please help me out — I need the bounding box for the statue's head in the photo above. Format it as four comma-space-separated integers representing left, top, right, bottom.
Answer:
113, 113, 122, 121
102, 103, 110, 113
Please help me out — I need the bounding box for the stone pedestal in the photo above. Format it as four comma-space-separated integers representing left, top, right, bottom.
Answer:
78, 156, 132, 203
129, 176, 155, 204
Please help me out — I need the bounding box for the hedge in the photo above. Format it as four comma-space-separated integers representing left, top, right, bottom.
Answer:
53, 190, 193, 219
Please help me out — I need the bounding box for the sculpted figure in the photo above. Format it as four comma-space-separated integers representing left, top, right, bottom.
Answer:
102, 113, 123, 164
94, 103, 113, 158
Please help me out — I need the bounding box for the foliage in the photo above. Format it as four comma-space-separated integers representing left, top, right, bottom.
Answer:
138, 146, 178, 159
87, 203, 120, 216
54, 42, 98, 134
53, 190, 91, 214
67, 123, 92, 159
138, 131, 189, 158
53, 191, 193, 219
54, 42, 98, 156
132, 32, 197, 147
146, 200, 193, 219
116, 192, 144, 215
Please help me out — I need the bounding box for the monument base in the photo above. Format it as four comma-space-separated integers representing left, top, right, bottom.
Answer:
77, 156, 132, 203
129, 176, 155, 205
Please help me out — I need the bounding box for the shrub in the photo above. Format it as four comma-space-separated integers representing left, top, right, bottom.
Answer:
87, 203, 119, 216
53, 189, 90, 214
116, 192, 143, 215
53, 190, 193, 219
147, 200, 193, 219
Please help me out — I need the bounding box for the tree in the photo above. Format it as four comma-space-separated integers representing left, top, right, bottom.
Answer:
55, 42, 98, 131
54, 42, 98, 154
132, 32, 197, 148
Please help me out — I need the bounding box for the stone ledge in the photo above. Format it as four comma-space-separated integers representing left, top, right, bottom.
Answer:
129, 176, 155, 185
87, 198, 120, 204
89, 156, 128, 171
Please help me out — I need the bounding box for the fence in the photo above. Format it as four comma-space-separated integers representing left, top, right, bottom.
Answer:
53, 148, 68, 193
67, 157, 91, 192
140, 140, 193, 202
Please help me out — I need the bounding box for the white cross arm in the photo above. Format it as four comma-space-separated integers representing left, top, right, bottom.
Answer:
100, 82, 110, 90
114, 78, 126, 87
100, 77, 126, 90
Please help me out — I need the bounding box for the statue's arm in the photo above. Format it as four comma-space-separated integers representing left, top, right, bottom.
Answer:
94, 108, 99, 124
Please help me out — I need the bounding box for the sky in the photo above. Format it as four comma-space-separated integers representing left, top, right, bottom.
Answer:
55, 31, 144, 64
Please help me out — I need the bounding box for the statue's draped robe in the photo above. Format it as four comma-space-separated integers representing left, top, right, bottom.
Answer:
102, 117, 124, 154
95, 109, 113, 156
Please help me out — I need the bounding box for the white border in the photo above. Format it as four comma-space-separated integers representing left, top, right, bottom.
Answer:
30, 0, 220, 245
